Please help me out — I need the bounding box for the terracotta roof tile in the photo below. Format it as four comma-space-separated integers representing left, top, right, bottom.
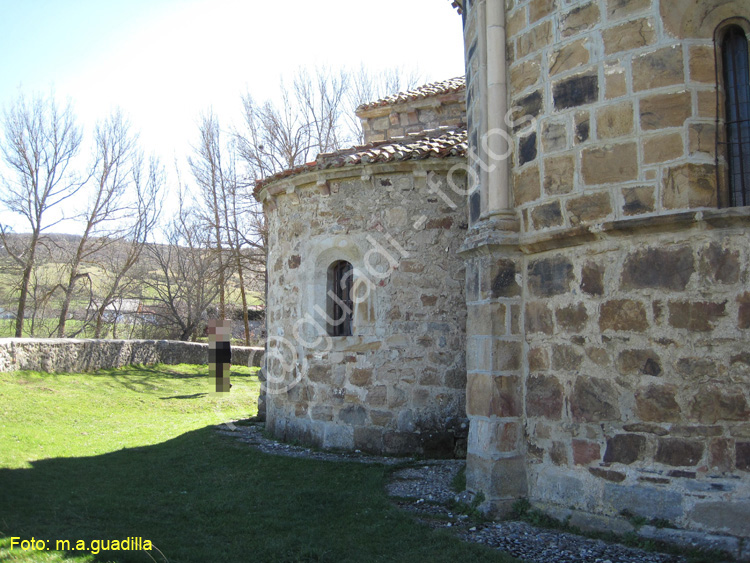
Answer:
254, 127, 467, 197
356, 77, 466, 113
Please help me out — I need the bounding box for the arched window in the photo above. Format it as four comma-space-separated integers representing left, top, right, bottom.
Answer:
721, 25, 750, 206
327, 260, 353, 337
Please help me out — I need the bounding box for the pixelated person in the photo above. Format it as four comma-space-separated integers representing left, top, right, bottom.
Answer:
208, 319, 232, 392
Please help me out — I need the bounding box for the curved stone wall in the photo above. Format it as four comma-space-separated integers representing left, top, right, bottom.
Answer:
262, 160, 468, 457
0, 338, 263, 373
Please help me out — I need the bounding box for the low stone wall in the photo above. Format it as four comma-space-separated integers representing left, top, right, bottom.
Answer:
0, 338, 264, 374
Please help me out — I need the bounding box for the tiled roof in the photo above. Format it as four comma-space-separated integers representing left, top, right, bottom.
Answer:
254, 127, 467, 196
356, 77, 466, 113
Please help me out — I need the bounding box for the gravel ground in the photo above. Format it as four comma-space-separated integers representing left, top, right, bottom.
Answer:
217, 422, 703, 563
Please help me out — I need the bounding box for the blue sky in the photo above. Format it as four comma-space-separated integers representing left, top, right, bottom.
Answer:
0, 0, 466, 167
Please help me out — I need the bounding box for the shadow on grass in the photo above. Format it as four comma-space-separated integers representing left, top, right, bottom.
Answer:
0, 427, 516, 563
158, 393, 208, 400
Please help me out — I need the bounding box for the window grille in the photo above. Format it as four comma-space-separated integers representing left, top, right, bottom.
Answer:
328, 261, 353, 337
722, 26, 750, 206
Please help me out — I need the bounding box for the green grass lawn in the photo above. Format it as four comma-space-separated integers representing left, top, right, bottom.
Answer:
0, 365, 519, 563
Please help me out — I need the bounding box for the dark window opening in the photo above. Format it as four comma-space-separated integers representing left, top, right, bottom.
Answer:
328, 261, 353, 337
722, 26, 750, 206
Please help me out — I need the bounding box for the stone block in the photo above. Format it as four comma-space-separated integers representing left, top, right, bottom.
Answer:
639, 526, 741, 559
541, 118, 567, 152
486, 258, 521, 298
526, 301, 554, 335
662, 163, 717, 209
589, 467, 627, 482
603, 18, 656, 55
338, 404, 367, 426
622, 186, 655, 215
549, 38, 590, 76
532, 469, 586, 507
307, 364, 332, 383
620, 246, 694, 290
492, 340, 523, 372
632, 46, 685, 92
655, 438, 704, 466
517, 20, 553, 58
469, 419, 522, 455
737, 442, 750, 471
708, 438, 733, 472
506, 7, 526, 38
519, 132, 537, 165
636, 385, 682, 422
566, 192, 612, 225
350, 368, 372, 387
582, 143, 638, 184
466, 454, 528, 498
383, 431, 419, 455
689, 45, 715, 83
552, 344, 583, 371
529, 0, 555, 22
596, 101, 634, 139
511, 56, 542, 92
599, 299, 648, 332
528, 347, 550, 372
642, 133, 684, 164
573, 439, 601, 465
690, 386, 749, 423
668, 300, 726, 332
553, 73, 598, 110
603, 434, 647, 464
575, 111, 590, 143
528, 256, 574, 297
699, 242, 740, 284
606, 0, 650, 20
640, 91, 691, 131
544, 154, 576, 195
322, 423, 354, 450
531, 200, 563, 229
556, 303, 588, 333
561, 2, 600, 38
587, 346, 611, 367
688, 122, 716, 158
526, 374, 564, 419
581, 261, 605, 296
738, 292, 750, 329
550, 441, 568, 465
618, 349, 662, 376
571, 376, 621, 422
513, 91, 543, 127
605, 66, 628, 100
603, 484, 683, 520
354, 427, 384, 453
514, 163, 541, 205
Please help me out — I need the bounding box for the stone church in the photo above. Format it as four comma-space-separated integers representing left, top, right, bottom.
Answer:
254, 0, 750, 549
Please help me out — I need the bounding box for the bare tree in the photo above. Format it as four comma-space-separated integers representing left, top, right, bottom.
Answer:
91, 152, 164, 338
53, 111, 140, 337
0, 92, 84, 337
344, 65, 423, 144
144, 187, 222, 341
189, 111, 232, 320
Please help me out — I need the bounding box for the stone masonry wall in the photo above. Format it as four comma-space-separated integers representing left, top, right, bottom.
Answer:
263, 161, 469, 456
0, 338, 263, 373
506, 0, 749, 233
522, 214, 750, 540
357, 94, 466, 144
460, 0, 750, 547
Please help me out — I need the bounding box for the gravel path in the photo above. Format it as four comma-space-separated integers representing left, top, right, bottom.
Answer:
217, 422, 705, 563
